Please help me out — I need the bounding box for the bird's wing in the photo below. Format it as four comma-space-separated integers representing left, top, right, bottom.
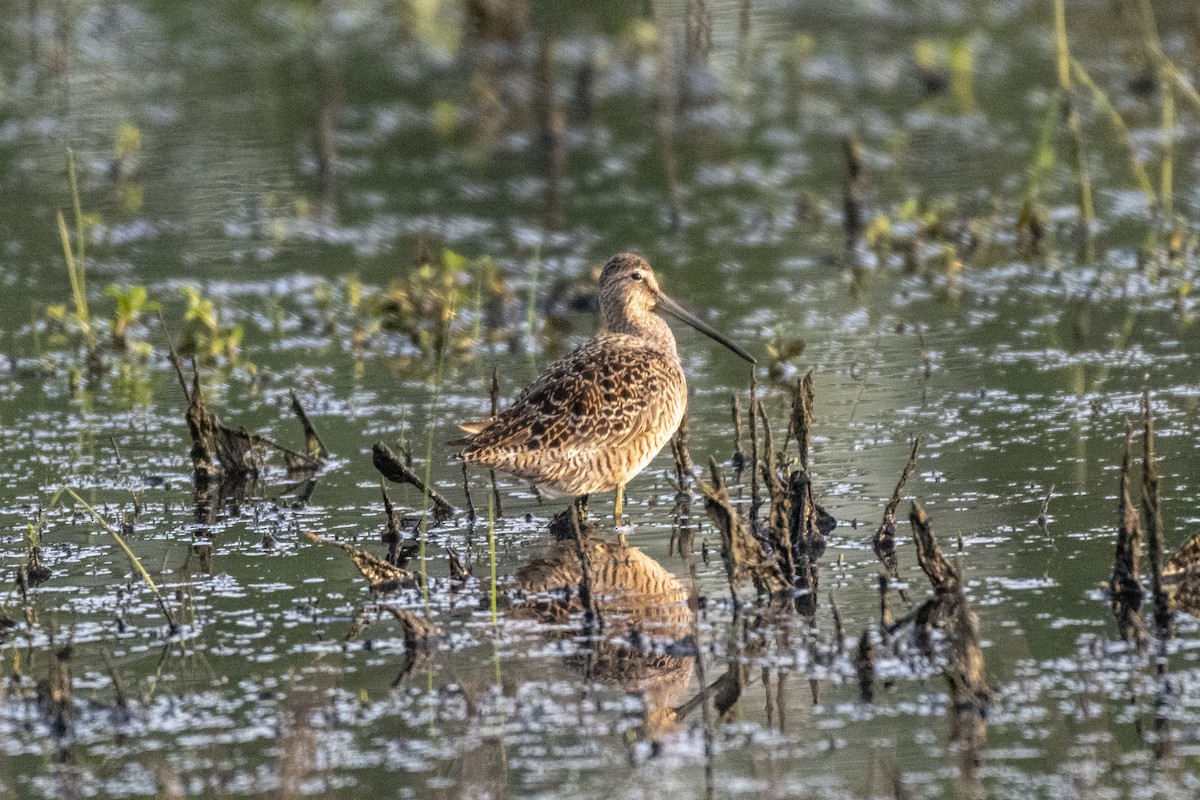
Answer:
459, 338, 679, 464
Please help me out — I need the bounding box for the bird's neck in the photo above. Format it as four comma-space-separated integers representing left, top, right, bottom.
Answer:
604, 309, 678, 354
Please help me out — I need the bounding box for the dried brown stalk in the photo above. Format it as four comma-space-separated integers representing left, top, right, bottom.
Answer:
372, 441, 456, 520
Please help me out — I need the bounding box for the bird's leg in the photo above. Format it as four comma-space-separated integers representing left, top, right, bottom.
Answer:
614, 484, 624, 527
573, 494, 589, 523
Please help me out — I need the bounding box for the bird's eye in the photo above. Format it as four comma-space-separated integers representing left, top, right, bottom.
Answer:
630, 272, 643, 281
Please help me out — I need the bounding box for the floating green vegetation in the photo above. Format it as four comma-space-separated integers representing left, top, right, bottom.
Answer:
373, 247, 513, 359
111, 122, 144, 216
312, 275, 381, 358
764, 329, 805, 383
105, 284, 160, 355
177, 286, 245, 366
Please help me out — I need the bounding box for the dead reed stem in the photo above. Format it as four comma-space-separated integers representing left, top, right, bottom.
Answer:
489, 368, 504, 516
1111, 418, 1146, 644
748, 373, 761, 522
874, 438, 920, 596
372, 441, 456, 520
1141, 391, 1171, 638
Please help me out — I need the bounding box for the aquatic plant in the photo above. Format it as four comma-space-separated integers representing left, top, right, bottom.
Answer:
44, 150, 162, 377
313, 275, 381, 357
1022, 0, 1200, 258
111, 122, 144, 215
47, 150, 96, 362
373, 247, 512, 359
105, 284, 160, 354
764, 329, 805, 383
177, 286, 244, 365
51, 487, 178, 633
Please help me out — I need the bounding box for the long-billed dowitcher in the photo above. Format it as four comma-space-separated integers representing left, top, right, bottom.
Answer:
454, 252, 755, 525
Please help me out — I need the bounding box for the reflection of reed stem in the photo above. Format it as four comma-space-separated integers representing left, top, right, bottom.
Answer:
487, 493, 497, 625
420, 295, 457, 613
688, 563, 716, 800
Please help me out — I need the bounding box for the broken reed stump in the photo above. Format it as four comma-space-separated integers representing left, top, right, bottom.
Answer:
1111, 419, 1146, 644
305, 531, 418, 593
705, 372, 835, 613
786, 468, 821, 614
759, 409, 795, 581
907, 502, 990, 740
1140, 390, 1171, 639
699, 457, 786, 610
372, 441, 456, 521
786, 370, 815, 469
874, 437, 920, 591
768, 373, 834, 614
670, 411, 695, 492
909, 501, 961, 607
177, 361, 326, 497
185, 372, 220, 482
748, 371, 761, 522
289, 390, 330, 464
1106, 391, 1200, 640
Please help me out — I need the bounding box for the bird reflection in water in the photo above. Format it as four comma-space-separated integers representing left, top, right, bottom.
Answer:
513, 529, 695, 749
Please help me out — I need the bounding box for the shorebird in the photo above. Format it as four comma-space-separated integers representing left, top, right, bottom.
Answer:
454, 252, 755, 525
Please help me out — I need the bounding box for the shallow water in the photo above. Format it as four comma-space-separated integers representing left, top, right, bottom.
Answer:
2, 1, 1200, 797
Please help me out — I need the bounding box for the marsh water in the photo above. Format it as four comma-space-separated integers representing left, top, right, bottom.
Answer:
3, 1, 1200, 797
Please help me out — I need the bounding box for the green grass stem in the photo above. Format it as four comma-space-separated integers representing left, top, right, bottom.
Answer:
66, 148, 86, 282
1023, 89, 1059, 210
1053, 0, 1070, 90
56, 211, 94, 352
1161, 81, 1174, 220
64, 487, 176, 630
57, 149, 95, 354
1069, 58, 1156, 211
1053, 0, 1095, 232
487, 492, 497, 625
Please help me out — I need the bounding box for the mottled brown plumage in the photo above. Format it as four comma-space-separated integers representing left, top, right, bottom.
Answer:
456, 252, 754, 519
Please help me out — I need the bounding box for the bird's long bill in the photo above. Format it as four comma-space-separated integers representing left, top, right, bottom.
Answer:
655, 292, 756, 364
